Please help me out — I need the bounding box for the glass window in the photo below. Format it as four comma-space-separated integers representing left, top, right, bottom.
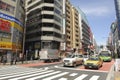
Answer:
0, 1, 15, 14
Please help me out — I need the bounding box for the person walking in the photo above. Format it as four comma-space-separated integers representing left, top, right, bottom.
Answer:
10, 55, 14, 65
19, 53, 24, 64
3, 55, 7, 65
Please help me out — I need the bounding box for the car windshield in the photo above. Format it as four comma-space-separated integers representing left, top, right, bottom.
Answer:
83, 55, 88, 58
66, 55, 73, 58
89, 57, 99, 61
100, 51, 111, 56
66, 55, 79, 58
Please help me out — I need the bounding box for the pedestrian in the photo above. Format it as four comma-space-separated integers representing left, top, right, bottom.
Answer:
19, 53, 24, 64
10, 55, 14, 65
3, 55, 7, 65
14, 55, 17, 65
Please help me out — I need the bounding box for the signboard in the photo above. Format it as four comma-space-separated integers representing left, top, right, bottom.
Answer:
0, 19, 11, 32
0, 42, 12, 49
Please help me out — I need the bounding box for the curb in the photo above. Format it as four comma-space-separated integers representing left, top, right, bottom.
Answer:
106, 64, 114, 80
0, 60, 41, 66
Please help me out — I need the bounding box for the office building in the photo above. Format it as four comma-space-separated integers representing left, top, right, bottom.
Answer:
0, 0, 25, 61
25, 0, 63, 58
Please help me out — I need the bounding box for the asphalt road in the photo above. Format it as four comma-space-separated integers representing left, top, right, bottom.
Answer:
0, 60, 114, 80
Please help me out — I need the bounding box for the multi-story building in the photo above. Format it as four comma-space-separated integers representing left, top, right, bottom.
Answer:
114, 0, 120, 39
63, 0, 91, 53
77, 8, 91, 54
63, 0, 73, 50
62, 0, 81, 52
114, 0, 120, 57
25, 0, 63, 59
71, 7, 81, 49
0, 0, 25, 61
111, 22, 118, 54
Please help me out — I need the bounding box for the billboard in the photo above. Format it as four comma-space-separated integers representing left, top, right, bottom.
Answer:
0, 12, 24, 50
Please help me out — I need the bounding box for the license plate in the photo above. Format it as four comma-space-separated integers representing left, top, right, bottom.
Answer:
89, 66, 92, 68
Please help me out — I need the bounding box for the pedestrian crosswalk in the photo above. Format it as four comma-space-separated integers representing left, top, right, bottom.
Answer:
0, 66, 102, 80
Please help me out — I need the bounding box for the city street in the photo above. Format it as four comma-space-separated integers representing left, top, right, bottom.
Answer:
0, 59, 114, 80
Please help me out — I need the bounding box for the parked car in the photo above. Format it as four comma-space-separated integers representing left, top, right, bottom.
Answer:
84, 56, 103, 69
98, 50, 112, 62
63, 54, 83, 67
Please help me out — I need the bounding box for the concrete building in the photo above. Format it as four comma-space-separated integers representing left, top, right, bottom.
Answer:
114, 0, 120, 39
62, 0, 81, 51
111, 22, 119, 55
25, 0, 63, 58
71, 7, 81, 49
64, 0, 73, 50
114, 0, 120, 57
0, 0, 25, 62
77, 8, 91, 54
62, 0, 92, 54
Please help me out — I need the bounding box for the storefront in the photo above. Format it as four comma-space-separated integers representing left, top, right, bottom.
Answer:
0, 12, 23, 63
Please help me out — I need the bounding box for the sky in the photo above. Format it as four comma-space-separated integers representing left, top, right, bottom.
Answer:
70, 0, 116, 45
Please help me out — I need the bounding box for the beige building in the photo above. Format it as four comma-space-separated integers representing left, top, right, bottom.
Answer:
71, 7, 81, 49
64, 0, 81, 51
65, 0, 73, 49
0, 0, 25, 61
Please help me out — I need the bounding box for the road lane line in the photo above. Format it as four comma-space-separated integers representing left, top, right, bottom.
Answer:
89, 75, 100, 80
0, 69, 47, 79
0, 68, 42, 77
69, 73, 78, 76
9, 70, 54, 80
74, 74, 88, 80
59, 78, 68, 80
42, 72, 69, 80
26, 71, 61, 80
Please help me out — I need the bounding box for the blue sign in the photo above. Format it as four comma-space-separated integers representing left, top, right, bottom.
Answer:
0, 12, 23, 26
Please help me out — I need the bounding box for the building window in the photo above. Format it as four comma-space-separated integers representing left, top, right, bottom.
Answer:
44, 0, 54, 3
11, 0, 16, 2
0, 1, 15, 14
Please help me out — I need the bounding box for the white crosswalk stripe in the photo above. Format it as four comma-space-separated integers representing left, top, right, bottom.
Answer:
0, 66, 101, 80
89, 75, 100, 80
74, 74, 88, 80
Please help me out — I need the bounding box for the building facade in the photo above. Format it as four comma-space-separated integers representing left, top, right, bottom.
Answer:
77, 8, 91, 54
25, 0, 63, 59
0, 0, 25, 62
114, 0, 120, 39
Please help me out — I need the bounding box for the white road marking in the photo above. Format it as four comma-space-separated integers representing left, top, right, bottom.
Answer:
55, 66, 59, 68
44, 67, 49, 70
42, 72, 69, 80
9, 70, 54, 80
89, 75, 100, 80
0, 68, 42, 77
74, 74, 88, 80
26, 71, 61, 80
0, 69, 47, 79
69, 73, 78, 76
58, 78, 68, 80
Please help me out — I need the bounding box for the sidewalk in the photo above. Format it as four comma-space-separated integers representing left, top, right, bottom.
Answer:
115, 72, 120, 80
0, 60, 62, 67
0, 60, 42, 67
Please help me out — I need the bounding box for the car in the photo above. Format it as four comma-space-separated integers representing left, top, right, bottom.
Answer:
83, 54, 89, 62
84, 56, 103, 69
63, 54, 83, 67
99, 50, 112, 62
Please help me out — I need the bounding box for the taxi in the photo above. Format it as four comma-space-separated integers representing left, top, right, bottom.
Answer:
84, 56, 103, 69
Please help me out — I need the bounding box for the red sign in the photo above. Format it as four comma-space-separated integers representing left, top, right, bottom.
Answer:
0, 19, 11, 32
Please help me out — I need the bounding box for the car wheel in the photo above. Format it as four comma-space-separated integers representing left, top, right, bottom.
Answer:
73, 63, 76, 67
96, 66, 99, 70
85, 66, 87, 69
